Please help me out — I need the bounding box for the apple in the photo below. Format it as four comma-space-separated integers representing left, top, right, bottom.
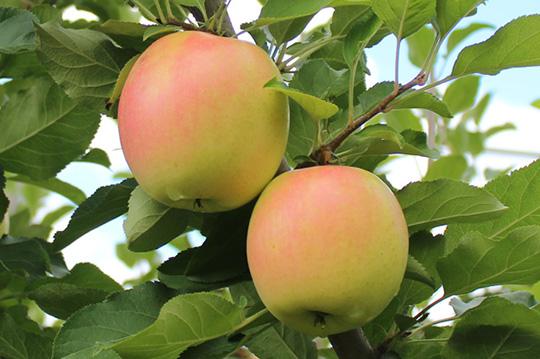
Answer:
247, 165, 409, 337
118, 31, 289, 212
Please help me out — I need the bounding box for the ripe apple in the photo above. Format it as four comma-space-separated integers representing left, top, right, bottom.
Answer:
247, 165, 409, 337
118, 31, 289, 212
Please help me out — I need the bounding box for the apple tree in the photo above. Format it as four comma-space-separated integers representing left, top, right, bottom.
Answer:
1, 0, 540, 358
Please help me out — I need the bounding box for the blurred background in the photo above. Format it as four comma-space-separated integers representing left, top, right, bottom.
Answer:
5, 0, 540, 323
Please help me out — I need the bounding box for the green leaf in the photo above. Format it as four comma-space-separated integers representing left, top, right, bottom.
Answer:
452, 15, 540, 77
8, 209, 52, 239
289, 59, 350, 99
446, 297, 540, 358
532, 99, 540, 109
125, 187, 197, 252
77, 148, 112, 168
424, 155, 468, 181
142, 25, 181, 41
265, 78, 338, 121
384, 109, 422, 132
391, 90, 453, 118
395, 232, 446, 309
0, 77, 100, 180
464, 92, 491, 125
41, 205, 74, 227
107, 54, 140, 110
338, 125, 437, 162
8, 175, 86, 205
397, 179, 507, 233
435, 0, 486, 37
159, 203, 253, 287
53, 179, 137, 251
245, 323, 317, 359
406, 26, 436, 68
52, 282, 175, 359
443, 75, 480, 114
0, 312, 27, 359
36, 22, 133, 105
0, 7, 36, 54
405, 255, 435, 288
342, 10, 381, 67
66, 0, 138, 22
355, 81, 394, 115
331, 5, 373, 36
286, 102, 317, 166
0, 237, 51, 276
372, 0, 436, 38
181, 337, 241, 359
94, 20, 147, 51
31, 4, 62, 24
269, 16, 313, 45
257, 0, 332, 25
112, 293, 244, 358
30, 263, 122, 319
393, 326, 450, 358
446, 22, 493, 54
450, 291, 537, 316
0, 169, 8, 220
438, 226, 540, 295
445, 159, 540, 253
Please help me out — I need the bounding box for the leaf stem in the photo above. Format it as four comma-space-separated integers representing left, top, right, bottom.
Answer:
407, 316, 456, 338
132, 0, 158, 22
164, 0, 174, 21
280, 35, 344, 72
153, 0, 166, 24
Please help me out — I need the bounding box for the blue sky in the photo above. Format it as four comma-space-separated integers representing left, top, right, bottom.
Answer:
368, 0, 540, 106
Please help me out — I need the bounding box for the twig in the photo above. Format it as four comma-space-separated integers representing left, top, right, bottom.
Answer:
308, 72, 427, 165
414, 294, 448, 321
329, 329, 376, 359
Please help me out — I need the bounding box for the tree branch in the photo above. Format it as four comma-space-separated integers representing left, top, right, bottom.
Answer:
308, 72, 427, 166
329, 329, 377, 359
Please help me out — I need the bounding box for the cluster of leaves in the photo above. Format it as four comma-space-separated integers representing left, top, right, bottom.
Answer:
1, 0, 540, 358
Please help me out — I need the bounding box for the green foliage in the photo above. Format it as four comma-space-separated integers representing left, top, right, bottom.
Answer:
53, 179, 137, 251
397, 179, 507, 232
0, 77, 100, 179
1, 1, 540, 358
265, 78, 339, 120
452, 15, 540, 76
372, 0, 436, 38
0, 7, 36, 54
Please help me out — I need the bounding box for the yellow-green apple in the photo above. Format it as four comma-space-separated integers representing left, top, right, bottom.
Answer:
118, 31, 289, 212
247, 165, 409, 336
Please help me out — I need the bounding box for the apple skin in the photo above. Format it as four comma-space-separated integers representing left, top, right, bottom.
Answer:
247, 165, 409, 337
118, 31, 289, 212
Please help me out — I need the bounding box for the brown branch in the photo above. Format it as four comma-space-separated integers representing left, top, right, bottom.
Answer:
329, 329, 377, 359
308, 72, 427, 166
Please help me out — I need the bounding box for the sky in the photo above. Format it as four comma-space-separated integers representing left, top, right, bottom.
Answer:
38, 0, 540, 321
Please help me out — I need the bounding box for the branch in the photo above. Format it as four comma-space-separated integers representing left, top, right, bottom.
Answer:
308, 72, 427, 166
329, 329, 377, 359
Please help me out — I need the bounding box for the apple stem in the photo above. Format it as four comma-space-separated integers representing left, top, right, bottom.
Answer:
329, 329, 377, 359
